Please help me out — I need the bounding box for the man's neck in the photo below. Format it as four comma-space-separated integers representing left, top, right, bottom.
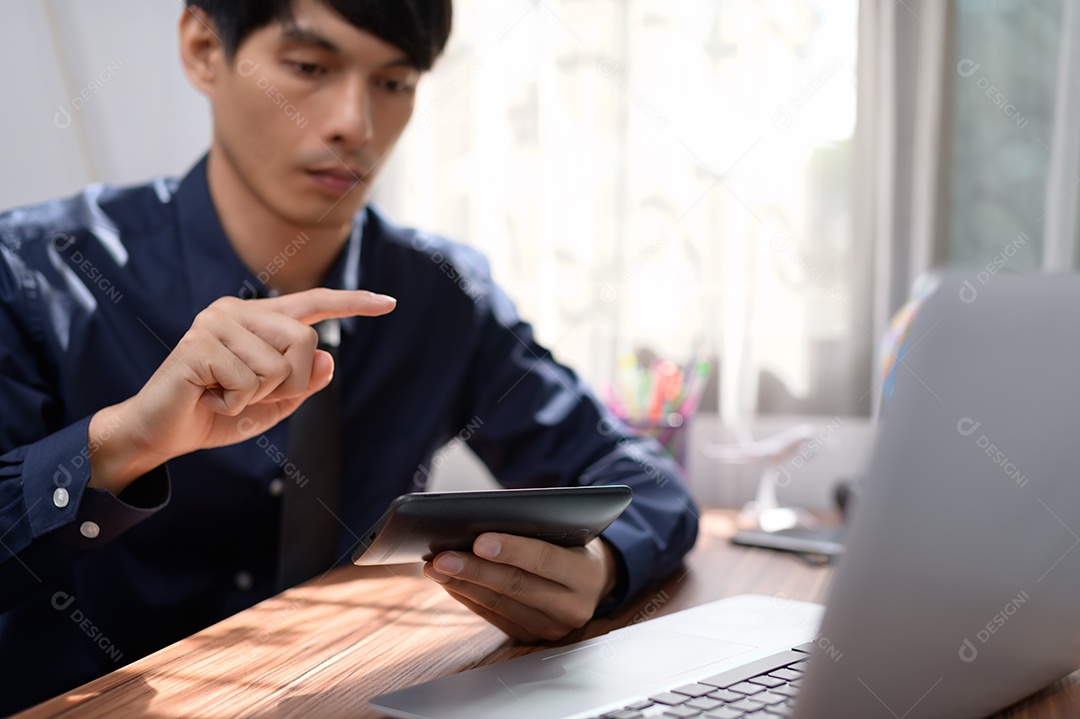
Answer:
206, 149, 354, 295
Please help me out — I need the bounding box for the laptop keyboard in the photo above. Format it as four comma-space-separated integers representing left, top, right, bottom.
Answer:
585, 647, 811, 719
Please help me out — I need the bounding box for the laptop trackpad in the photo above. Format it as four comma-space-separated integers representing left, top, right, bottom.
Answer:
370, 628, 760, 719
551, 628, 756, 683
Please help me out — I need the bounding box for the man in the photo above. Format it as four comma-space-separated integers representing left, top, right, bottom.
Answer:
0, 0, 697, 713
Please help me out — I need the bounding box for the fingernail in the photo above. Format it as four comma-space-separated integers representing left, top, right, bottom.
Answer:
475, 536, 501, 559
436, 554, 464, 575
375, 293, 397, 303
427, 570, 449, 584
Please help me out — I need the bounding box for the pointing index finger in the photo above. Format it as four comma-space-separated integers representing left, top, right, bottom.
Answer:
258, 288, 397, 325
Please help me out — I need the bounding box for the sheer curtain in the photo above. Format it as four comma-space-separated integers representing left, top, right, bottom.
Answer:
374, 0, 864, 423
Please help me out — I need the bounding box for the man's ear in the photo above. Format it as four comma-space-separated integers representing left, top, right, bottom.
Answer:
179, 6, 224, 95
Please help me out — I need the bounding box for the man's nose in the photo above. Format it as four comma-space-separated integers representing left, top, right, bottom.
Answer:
324, 78, 373, 148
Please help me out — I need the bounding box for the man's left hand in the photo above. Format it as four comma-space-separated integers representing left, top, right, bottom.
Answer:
423, 533, 618, 642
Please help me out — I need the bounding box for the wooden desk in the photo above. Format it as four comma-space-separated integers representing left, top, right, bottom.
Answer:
14, 510, 1080, 718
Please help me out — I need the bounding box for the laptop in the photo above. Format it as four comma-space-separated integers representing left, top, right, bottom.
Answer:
369, 271, 1080, 719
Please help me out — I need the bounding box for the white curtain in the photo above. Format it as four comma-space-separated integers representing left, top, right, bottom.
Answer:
855, 0, 953, 414
377, 0, 865, 421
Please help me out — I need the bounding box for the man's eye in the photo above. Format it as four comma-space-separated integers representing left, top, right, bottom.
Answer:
288, 62, 325, 77
378, 79, 415, 94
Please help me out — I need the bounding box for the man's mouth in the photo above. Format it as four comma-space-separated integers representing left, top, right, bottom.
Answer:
306, 166, 365, 196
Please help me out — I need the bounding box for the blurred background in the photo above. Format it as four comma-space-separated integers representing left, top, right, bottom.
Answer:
0, 0, 1075, 508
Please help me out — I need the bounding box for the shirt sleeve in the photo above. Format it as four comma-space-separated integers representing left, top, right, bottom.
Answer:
457, 266, 699, 613
0, 241, 169, 612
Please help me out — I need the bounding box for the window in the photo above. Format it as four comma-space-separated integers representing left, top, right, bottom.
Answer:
377, 0, 862, 420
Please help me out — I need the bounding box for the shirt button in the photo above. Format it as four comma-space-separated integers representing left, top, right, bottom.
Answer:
268, 478, 286, 497
79, 521, 100, 539
235, 571, 254, 592
53, 488, 70, 509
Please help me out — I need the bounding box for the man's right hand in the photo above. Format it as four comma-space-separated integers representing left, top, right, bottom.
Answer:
87, 289, 396, 495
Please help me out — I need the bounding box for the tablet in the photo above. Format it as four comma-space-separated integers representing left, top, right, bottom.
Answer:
351, 485, 633, 565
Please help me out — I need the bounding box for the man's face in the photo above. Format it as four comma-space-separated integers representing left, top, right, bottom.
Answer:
207, 0, 420, 227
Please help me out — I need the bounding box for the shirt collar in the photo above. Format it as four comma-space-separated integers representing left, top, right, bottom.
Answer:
174, 154, 365, 320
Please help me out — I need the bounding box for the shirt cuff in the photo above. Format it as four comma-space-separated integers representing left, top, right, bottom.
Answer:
24, 417, 95, 538
596, 509, 660, 614
22, 415, 170, 545
54, 466, 170, 549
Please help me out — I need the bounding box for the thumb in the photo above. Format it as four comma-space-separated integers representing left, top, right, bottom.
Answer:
307, 349, 335, 393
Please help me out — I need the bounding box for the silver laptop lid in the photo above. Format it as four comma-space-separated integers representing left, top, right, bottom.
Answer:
795, 272, 1080, 718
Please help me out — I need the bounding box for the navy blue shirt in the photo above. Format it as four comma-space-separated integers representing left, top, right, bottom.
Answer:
0, 156, 697, 713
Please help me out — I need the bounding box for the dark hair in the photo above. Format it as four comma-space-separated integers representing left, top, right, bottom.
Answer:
186, 0, 452, 71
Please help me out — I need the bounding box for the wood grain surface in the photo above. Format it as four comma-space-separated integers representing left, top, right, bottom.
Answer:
12, 510, 1076, 718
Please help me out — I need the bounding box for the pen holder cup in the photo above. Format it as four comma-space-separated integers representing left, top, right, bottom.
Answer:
627, 413, 690, 470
